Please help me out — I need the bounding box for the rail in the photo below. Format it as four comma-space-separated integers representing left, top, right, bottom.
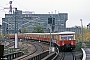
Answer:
62, 52, 76, 60
19, 44, 59, 60
22, 50, 49, 60
42, 47, 59, 60
3, 49, 58, 60
41, 52, 56, 60
13, 41, 44, 60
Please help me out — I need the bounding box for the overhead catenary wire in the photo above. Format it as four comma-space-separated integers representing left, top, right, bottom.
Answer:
12, 0, 28, 10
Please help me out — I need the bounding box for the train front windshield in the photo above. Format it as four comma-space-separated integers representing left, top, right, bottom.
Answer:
61, 35, 67, 40
68, 35, 74, 40
61, 35, 74, 40
61, 36, 67, 40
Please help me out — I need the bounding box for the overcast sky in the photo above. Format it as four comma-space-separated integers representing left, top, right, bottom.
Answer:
0, 0, 90, 27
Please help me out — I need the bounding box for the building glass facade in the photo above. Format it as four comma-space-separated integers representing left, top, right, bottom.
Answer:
2, 10, 81, 35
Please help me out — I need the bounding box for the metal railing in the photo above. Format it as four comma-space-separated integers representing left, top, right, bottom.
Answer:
20, 50, 49, 60
3, 51, 24, 60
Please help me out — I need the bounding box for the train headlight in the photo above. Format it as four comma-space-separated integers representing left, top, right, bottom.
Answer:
71, 41, 73, 45
25, 37, 26, 39
62, 41, 64, 45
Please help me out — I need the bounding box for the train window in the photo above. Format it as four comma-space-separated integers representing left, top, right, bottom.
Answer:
41, 35, 43, 38
43, 35, 44, 38
47, 35, 49, 38
56, 35, 60, 40
54, 35, 57, 40
54, 35, 56, 40
45, 35, 46, 38
47, 35, 48, 38
61, 35, 67, 40
68, 35, 74, 40
39, 35, 40, 38
61, 37, 67, 40
39, 35, 41, 38
58, 35, 60, 40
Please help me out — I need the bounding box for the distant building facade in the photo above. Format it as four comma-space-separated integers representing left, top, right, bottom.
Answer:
2, 9, 81, 35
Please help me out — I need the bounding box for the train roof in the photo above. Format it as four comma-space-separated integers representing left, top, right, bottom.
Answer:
24, 31, 75, 35
58, 31, 75, 34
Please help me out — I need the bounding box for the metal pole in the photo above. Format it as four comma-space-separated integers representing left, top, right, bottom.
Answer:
49, 27, 52, 54
51, 13, 55, 52
49, 12, 55, 53
80, 19, 83, 46
15, 9, 16, 34
51, 18, 54, 47
15, 8, 18, 48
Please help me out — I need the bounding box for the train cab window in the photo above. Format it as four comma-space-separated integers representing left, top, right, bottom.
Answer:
61, 35, 67, 40
68, 35, 74, 40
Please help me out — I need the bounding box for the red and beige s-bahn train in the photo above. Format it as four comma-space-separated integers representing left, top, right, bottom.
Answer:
10, 31, 76, 51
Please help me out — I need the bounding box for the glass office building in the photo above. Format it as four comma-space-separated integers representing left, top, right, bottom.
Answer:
2, 10, 81, 35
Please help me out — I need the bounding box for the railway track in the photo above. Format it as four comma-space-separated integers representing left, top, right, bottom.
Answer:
29, 41, 44, 54
63, 52, 75, 60
0, 39, 52, 60
4, 40, 14, 49
0, 39, 15, 49
29, 40, 49, 51
13, 40, 45, 60
56, 51, 76, 60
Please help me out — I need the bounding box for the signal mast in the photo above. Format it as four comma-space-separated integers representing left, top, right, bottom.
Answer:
4, 1, 16, 14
